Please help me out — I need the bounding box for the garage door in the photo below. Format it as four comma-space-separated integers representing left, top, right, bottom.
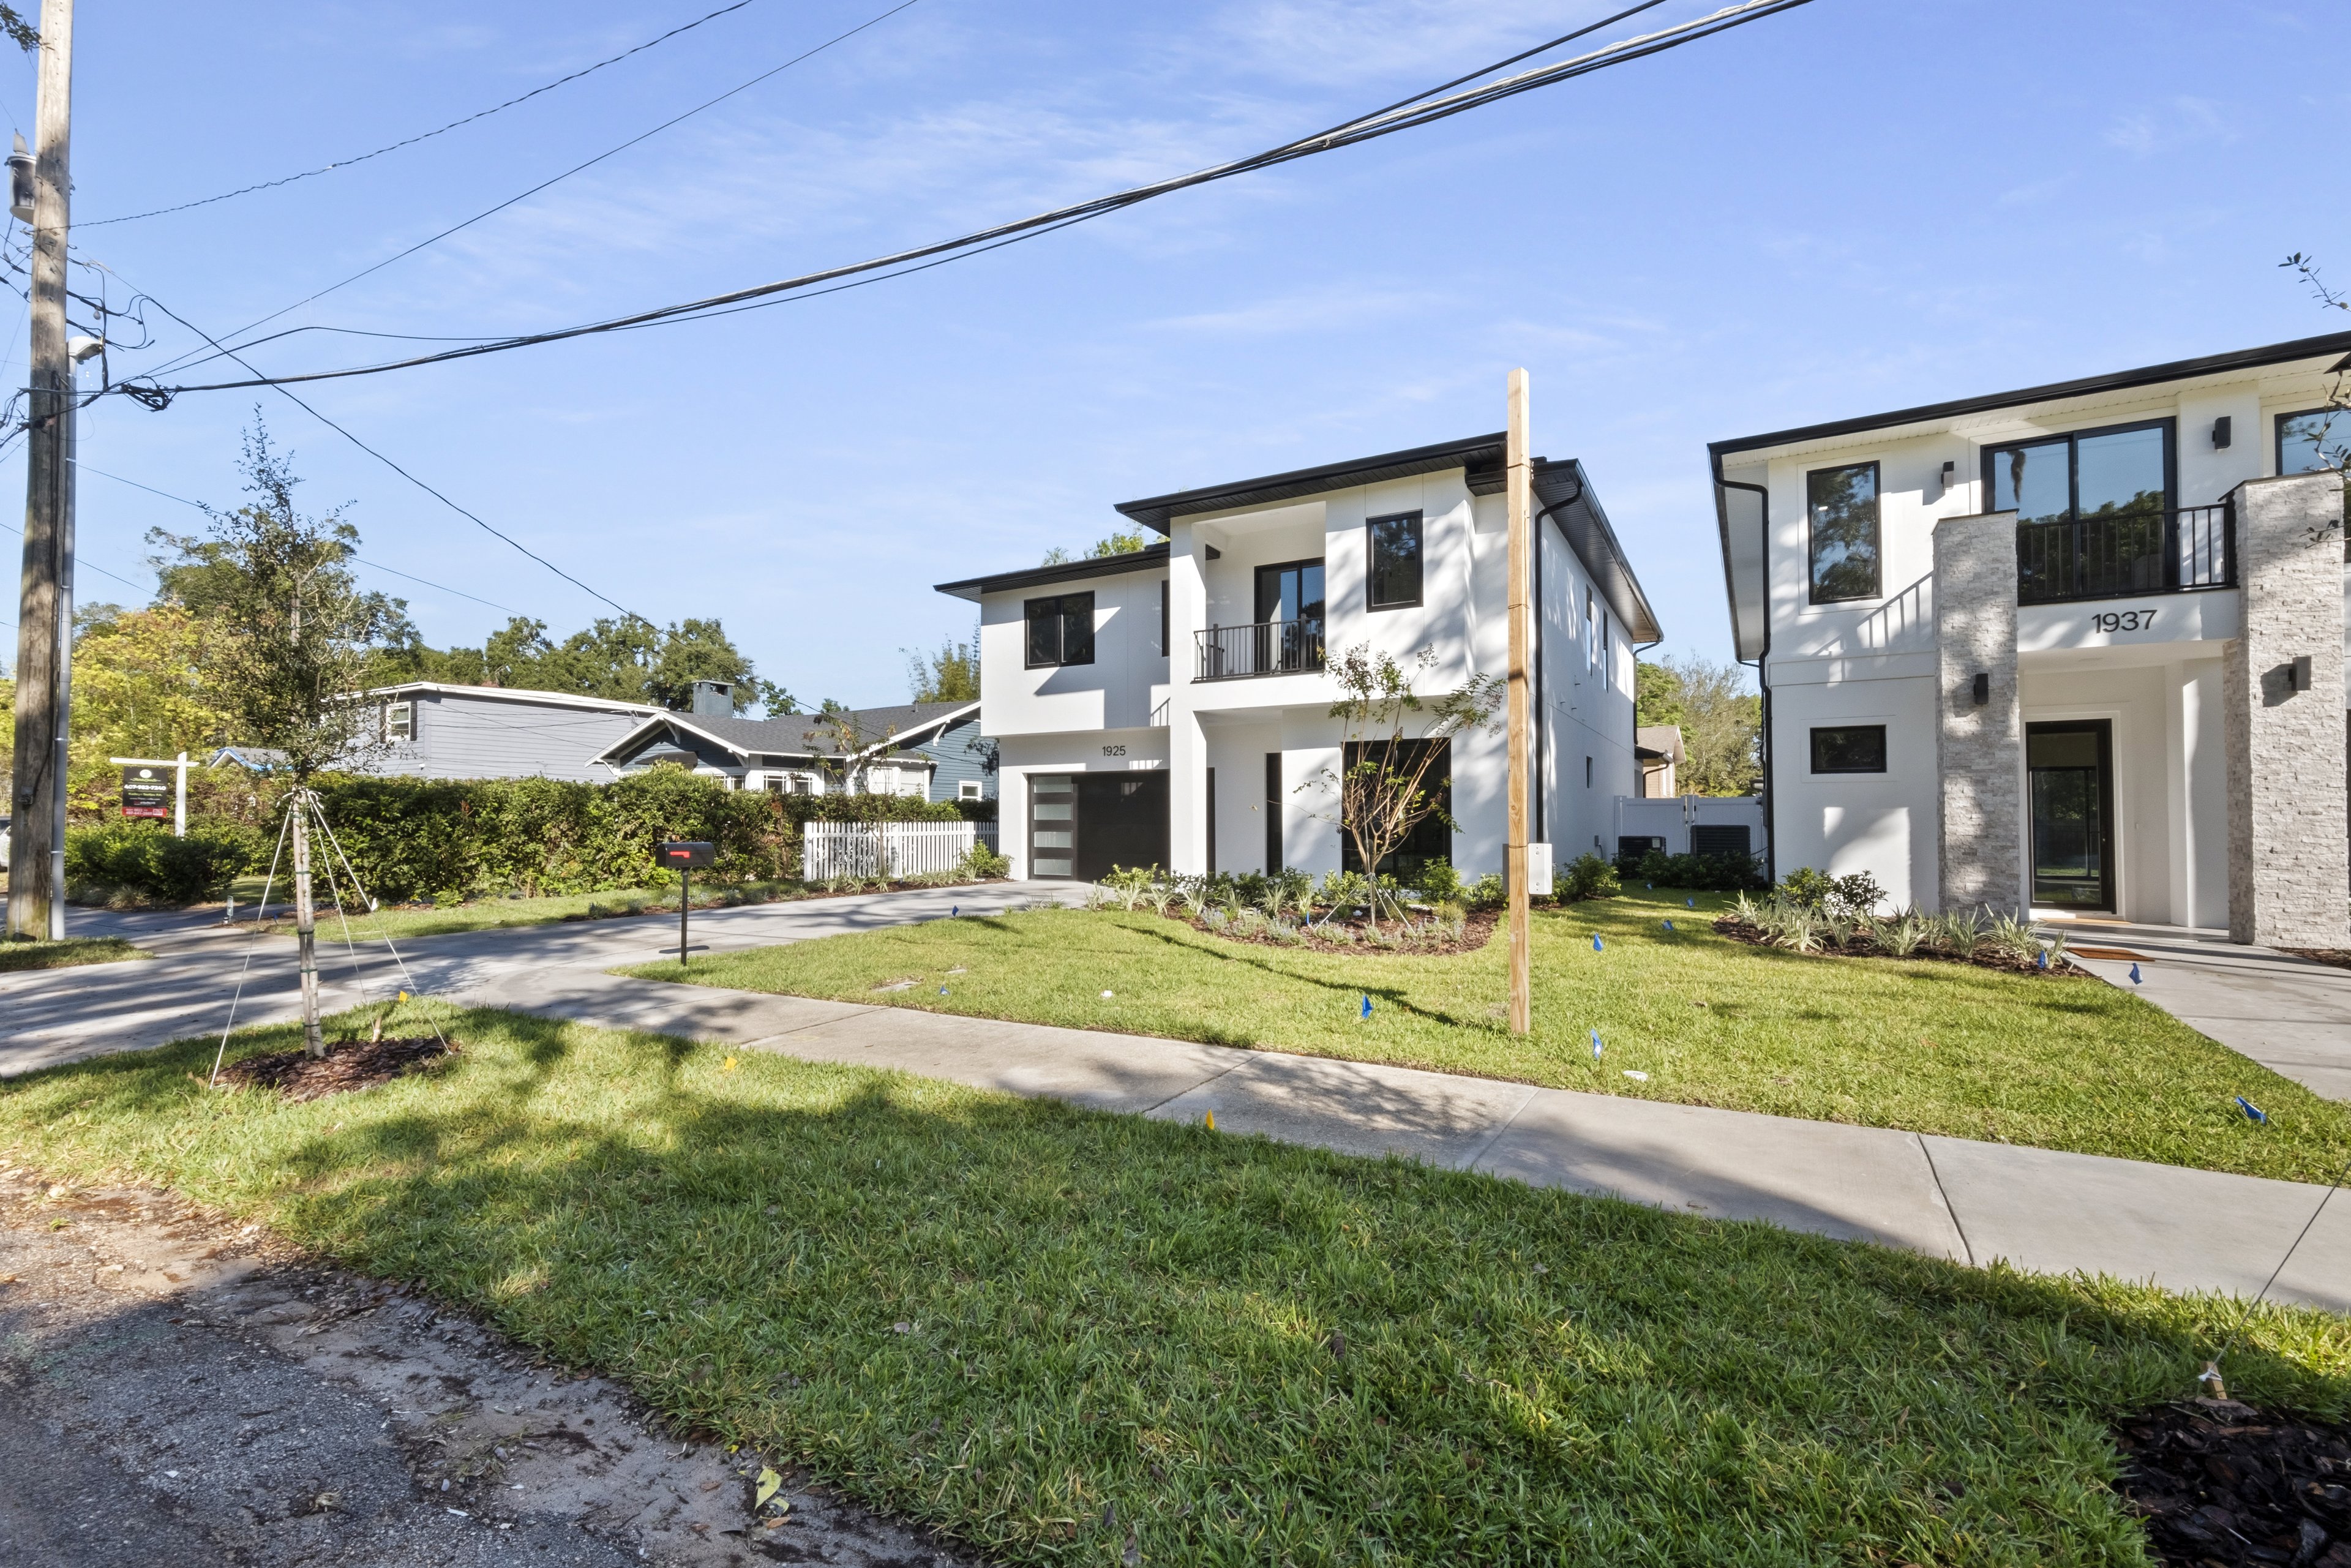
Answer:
1028, 773, 1169, 880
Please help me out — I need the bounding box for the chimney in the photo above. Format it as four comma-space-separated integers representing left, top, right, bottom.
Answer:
691, 680, 735, 716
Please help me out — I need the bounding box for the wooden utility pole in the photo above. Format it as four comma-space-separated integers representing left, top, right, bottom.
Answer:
1505, 368, 1532, 1035
6, 0, 72, 940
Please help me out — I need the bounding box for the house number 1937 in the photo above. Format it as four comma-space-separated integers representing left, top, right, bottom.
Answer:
2091, 609, 2157, 634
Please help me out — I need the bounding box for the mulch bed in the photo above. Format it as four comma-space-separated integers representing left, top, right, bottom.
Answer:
2281, 950, 2351, 973
2115, 1398, 2351, 1567
1157, 906, 1501, 956
1711, 917, 2090, 977
217, 1035, 454, 1101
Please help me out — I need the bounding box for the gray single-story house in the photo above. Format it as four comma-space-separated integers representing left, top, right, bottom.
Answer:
354, 681, 664, 784
591, 694, 995, 803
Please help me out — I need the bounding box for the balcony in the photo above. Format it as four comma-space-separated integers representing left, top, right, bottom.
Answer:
2016, 503, 2233, 605
1194, 619, 1324, 681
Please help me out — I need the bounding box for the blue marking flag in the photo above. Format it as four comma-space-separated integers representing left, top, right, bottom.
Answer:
2036, 948, 2048, 970
951, 905, 959, 918
2235, 1096, 2268, 1125
2129, 962, 2142, 984
1662, 919, 1674, 933
1360, 994, 1373, 1020
1591, 1029, 1604, 1060
1591, 934, 1604, 952
1645, 882, 1653, 891
939, 986, 950, 996
1687, 897, 1696, 909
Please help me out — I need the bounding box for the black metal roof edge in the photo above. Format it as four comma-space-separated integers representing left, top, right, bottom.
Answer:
1708, 330, 2351, 459
934, 541, 1170, 602
1112, 432, 1508, 531
1533, 457, 1663, 643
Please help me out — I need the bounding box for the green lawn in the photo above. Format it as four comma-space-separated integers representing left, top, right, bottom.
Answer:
4, 1003, 2345, 1566
617, 889, 2351, 1187
234, 880, 808, 940
0, 935, 151, 972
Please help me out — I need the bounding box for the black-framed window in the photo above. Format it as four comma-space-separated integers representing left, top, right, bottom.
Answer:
1367, 511, 1423, 609
1158, 579, 1169, 654
1255, 558, 1325, 626
1024, 593, 1095, 667
1985, 418, 2172, 527
1806, 462, 1880, 603
2278, 408, 2351, 476
1810, 724, 1887, 775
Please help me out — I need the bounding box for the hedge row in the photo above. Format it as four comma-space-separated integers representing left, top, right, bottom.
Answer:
64, 769, 990, 904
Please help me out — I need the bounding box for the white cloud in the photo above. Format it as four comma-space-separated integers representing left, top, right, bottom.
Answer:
1201, 0, 1673, 89
1147, 282, 1442, 336
2104, 96, 2232, 156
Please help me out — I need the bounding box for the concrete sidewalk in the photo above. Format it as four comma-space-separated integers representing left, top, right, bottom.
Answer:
478, 966, 2351, 1313
2058, 922, 2351, 1101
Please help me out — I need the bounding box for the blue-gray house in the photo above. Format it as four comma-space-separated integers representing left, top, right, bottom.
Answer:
354, 682, 663, 784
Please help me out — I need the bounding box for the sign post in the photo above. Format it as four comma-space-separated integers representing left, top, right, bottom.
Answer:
659, 841, 716, 967
112, 754, 189, 834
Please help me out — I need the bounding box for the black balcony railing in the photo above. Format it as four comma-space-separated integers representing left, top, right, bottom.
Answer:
1194, 618, 1325, 680
2015, 503, 2234, 605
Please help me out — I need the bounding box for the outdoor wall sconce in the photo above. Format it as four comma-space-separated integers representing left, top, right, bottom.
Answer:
1203, 545, 1221, 560
1972, 672, 1990, 705
1941, 460, 1957, 485
2211, 415, 2232, 450
2289, 654, 2314, 693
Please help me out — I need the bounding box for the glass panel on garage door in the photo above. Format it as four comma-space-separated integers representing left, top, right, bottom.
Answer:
1073, 773, 1169, 882
1029, 775, 1075, 878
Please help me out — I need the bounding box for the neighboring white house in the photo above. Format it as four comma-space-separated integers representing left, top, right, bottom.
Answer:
1712, 329, 2351, 946
590, 692, 988, 801
936, 431, 1659, 882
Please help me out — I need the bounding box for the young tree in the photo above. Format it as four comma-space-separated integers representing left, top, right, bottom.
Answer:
1638, 655, 1761, 797
1308, 644, 1501, 926
902, 623, 980, 702
163, 421, 405, 1057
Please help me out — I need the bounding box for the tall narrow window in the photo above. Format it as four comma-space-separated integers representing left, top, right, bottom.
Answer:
385, 700, 413, 741
1264, 752, 1283, 873
1584, 588, 1597, 672
1366, 511, 1423, 609
1807, 462, 1881, 603
1158, 579, 1169, 654
1024, 593, 1095, 667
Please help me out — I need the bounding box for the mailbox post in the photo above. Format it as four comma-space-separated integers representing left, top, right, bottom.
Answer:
659, 841, 716, 966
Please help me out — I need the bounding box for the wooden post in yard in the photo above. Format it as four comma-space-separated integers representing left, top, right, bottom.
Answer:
6, 0, 73, 940
1505, 369, 1533, 1036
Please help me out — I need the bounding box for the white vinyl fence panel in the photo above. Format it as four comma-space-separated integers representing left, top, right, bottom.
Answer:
801, 820, 999, 880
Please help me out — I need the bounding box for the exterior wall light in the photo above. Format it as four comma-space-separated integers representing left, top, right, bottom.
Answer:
2211, 416, 2232, 450
2290, 654, 2314, 693
1971, 672, 1990, 706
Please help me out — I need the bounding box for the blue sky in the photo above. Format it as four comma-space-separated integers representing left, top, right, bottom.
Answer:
12, 0, 2345, 706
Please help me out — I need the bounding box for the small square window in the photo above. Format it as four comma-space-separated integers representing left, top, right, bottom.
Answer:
1366, 511, 1423, 609
1025, 593, 1095, 667
1807, 462, 1881, 604
1810, 724, 1888, 774
958, 779, 983, 801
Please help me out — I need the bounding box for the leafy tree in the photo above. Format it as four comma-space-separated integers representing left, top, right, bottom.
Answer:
380, 612, 793, 714
1306, 643, 1501, 928
64, 602, 234, 815
902, 624, 980, 702
1637, 656, 1760, 797
1040, 528, 1149, 566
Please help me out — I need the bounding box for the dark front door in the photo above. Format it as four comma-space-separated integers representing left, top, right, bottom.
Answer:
1073, 772, 1170, 882
2027, 721, 2114, 912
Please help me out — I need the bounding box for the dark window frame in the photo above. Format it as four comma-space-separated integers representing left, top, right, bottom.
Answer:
1805, 460, 1883, 605
2276, 406, 2351, 476
1253, 557, 1327, 625
1158, 578, 1169, 655
1809, 724, 1888, 775
1980, 416, 2176, 524
1365, 510, 1424, 610
1023, 591, 1097, 669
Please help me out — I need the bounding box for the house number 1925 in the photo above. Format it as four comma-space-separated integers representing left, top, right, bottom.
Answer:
1102, 745, 1128, 757
2090, 609, 2157, 634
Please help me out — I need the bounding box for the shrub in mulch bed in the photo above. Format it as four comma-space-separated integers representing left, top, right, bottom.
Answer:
1172, 906, 1500, 956
2115, 1398, 2351, 1567
218, 1036, 454, 1101
1711, 916, 2089, 977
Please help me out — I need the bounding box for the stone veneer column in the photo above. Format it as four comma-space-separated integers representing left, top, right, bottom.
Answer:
2224, 473, 2348, 947
1934, 510, 2022, 915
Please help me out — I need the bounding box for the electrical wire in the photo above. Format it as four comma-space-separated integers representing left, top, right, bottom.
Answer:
68, 459, 522, 613
128, 0, 1811, 397
81, 0, 770, 228
133, 0, 929, 384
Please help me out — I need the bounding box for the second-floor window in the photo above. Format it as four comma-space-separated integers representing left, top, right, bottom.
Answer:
1366, 511, 1422, 609
1255, 560, 1324, 631
1025, 592, 1095, 667
1807, 462, 1880, 603
2278, 408, 2351, 475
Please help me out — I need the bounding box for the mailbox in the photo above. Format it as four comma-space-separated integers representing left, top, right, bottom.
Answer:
659, 841, 716, 868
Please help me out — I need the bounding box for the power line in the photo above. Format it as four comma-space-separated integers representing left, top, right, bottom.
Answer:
135, 0, 928, 384
80, 0, 769, 228
129, 0, 1811, 398
69, 459, 522, 613
84, 260, 648, 620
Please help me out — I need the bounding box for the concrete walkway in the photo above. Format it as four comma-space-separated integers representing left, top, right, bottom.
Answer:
6, 890, 2348, 1311
2057, 921, 2351, 1101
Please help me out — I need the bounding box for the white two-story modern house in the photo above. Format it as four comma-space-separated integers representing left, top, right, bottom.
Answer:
1712, 330, 2351, 946
937, 432, 1660, 883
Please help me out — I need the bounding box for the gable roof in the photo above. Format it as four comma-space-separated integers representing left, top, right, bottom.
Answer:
590, 701, 978, 768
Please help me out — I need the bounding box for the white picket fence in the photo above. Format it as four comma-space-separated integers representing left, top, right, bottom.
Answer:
801, 820, 998, 880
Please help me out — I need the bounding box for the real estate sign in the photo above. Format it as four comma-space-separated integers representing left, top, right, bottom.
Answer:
120, 765, 171, 820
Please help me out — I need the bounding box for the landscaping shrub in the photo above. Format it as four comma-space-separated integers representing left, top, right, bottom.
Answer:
1776, 865, 1887, 918
1559, 850, 1621, 901
65, 819, 267, 902
1623, 847, 1769, 892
